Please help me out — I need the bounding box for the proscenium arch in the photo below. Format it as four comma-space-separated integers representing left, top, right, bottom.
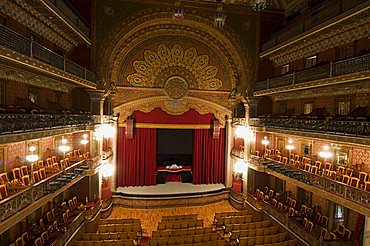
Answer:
97, 9, 255, 91
114, 96, 232, 126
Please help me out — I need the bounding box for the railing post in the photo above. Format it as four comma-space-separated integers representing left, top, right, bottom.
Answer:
84, 66, 87, 79
267, 78, 269, 89
63, 55, 66, 72
30, 36, 33, 58
329, 61, 333, 77
292, 71, 295, 85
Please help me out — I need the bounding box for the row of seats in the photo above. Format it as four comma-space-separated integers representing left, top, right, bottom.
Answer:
229, 226, 279, 240
98, 223, 142, 233
72, 240, 134, 246
8, 232, 29, 246
98, 218, 141, 225
152, 227, 213, 238
237, 232, 287, 246
215, 215, 253, 227
149, 233, 220, 246
78, 232, 138, 241
224, 220, 271, 233
157, 219, 203, 230
162, 214, 197, 221
214, 210, 250, 222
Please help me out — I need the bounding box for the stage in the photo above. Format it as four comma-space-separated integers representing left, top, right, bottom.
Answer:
113, 183, 229, 208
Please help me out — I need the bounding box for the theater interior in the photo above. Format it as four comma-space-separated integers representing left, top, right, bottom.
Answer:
0, 0, 369, 245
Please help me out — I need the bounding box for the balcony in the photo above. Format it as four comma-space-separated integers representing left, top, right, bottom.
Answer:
22, 0, 90, 45
255, 53, 370, 95
0, 24, 96, 86
261, 0, 369, 52
0, 155, 102, 234
249, 157, 370, 218
249, 117, 370, 145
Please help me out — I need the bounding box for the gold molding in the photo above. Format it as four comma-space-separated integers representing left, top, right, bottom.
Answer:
118, 123, 224, 129
114, 95, 231, 126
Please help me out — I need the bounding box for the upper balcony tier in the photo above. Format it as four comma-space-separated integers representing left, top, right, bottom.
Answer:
250, 117, 370, 146
261, 0, 369, 55
5, 0, 90, 46
254, 53, 370, 99
0, 24, 96, 90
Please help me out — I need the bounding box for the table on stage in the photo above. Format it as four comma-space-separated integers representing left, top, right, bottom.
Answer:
156, 165, 192, 184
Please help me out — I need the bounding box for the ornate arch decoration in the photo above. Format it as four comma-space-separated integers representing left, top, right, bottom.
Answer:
114, 96, 231, 126
97, 8, 255, 91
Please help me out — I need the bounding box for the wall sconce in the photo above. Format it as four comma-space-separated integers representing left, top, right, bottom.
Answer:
26, 146, 39, 163
101, 163, 114, 178
59, 138, 70, 158
319, 145, 333, 159
261, 136, 269, 157
95, 124, 115, 140
286, 139, 295, 162
234, 160, 245, 174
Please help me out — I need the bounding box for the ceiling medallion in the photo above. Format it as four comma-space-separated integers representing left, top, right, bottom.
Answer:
127, 44, 222, 90
164, 76, 189, 99
251, 0, 267, 11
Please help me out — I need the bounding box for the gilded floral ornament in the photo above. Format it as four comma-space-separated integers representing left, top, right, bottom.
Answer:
127, 44, 222, 90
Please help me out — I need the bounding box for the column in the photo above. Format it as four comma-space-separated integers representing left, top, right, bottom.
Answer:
225, 117, 233, 188
363, 217, 370, 246
242, 100, 250, 195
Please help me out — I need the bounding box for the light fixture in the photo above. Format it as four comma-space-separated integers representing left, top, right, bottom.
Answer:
26, 146, 39, 162
59, 138, 70, 158
214, 0, 226, 27
251, 0, 267, 11
285, 139, 295, 151
101, 163, 114, 178
319, 145, 333, 159
261, 136, 269, 146
173, 0, 184, 20
80, 134, 89, 145
236, 126, 255, 142
234, 160, 245, 174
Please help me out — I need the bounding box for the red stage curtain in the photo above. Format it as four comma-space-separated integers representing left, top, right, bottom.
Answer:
192, 129, 225, 184
353, 213, 365, 246
117, 127, 157, 186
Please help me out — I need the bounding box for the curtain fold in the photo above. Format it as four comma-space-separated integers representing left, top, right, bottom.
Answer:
117, 127, 157, 187
192, 129, 225, 184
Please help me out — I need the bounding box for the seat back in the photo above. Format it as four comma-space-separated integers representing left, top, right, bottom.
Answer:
12, 168, 21, 180
20, 166, 28, 177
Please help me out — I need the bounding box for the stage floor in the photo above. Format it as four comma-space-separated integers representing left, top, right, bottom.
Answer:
116, 183, 226, 197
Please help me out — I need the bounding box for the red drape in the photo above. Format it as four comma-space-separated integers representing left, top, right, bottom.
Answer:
117, 127, 157, 187
192, 129, 225, 184
353, 213, 365, 246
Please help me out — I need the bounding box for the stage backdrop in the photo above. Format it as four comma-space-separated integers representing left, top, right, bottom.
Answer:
117, 108, 225, 187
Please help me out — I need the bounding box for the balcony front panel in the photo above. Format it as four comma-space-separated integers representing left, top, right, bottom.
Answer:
0, 24, 96, 86
254, 54, 370, 96
250, 118, 370, 146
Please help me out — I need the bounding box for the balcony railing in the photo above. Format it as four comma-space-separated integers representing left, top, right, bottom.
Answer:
0, 24, 96, 83
250, 118, 369, 137
250, 157, 370, 213
46, 0, 90, 38
0, 114, 93, 134
0, 160, 87, 223
255, 53, 370, 91
261, 0, 368, 51
245, 194, 352, 246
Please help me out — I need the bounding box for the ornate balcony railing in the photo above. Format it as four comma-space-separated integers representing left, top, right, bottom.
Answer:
0, 114, 93, 134
255, 53, 370, 91
250, 157, 370, 215
249, 118, 369, 137
245, 194, 352, 246
0, 24, 96, 83
261, 0, 368, 51
0, 160, 87, 224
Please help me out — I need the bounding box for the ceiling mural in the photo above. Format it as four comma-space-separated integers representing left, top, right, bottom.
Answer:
126, 43, 223, 90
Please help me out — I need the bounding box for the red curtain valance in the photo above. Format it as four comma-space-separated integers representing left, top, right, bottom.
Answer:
132, 108, 213, 125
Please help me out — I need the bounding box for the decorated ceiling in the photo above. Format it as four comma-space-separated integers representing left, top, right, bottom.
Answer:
95, 0, 260, 122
